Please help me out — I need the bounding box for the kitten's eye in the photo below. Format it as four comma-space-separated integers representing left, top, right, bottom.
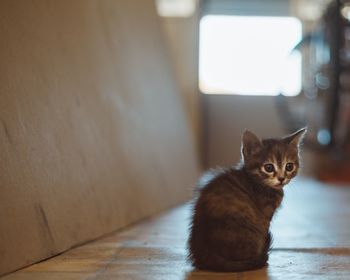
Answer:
286, 162, 294, 172
264, 164, 275, 173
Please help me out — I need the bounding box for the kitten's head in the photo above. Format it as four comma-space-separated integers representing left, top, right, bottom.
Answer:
241, 128, 306, 189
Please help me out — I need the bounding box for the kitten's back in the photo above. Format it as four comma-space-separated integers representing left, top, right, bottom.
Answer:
189, 167, 270, 272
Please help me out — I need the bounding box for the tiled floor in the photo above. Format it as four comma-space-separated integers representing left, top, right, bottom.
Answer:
2, 178, 350, 279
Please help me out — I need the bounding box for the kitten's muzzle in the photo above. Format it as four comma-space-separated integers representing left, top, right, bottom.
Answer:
278, 177, 285, 183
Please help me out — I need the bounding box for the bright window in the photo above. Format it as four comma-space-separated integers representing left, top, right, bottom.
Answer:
199, 16, 302, 96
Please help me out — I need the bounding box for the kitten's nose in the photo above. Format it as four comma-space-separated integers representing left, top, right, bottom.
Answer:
278, 177, 285, 183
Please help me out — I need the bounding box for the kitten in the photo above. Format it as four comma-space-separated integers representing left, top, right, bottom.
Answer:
188, 128, 306, 272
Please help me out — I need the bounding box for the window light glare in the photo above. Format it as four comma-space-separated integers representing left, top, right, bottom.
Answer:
199, 16, 302, 96
317, 128, 331, 145
156, 0, 196, 17
341, 5, 350, 21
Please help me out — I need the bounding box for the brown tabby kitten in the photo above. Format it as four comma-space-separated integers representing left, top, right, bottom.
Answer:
188, 128, 306, 272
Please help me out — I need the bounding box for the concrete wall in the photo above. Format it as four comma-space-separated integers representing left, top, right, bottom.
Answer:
0, 0, 199, 275
159, 5, 202, 161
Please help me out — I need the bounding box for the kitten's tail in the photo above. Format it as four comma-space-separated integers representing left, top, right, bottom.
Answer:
194, 253, 268, 272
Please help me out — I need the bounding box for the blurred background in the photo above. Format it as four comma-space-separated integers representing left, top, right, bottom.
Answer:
1, 0, 350, 276
159, 0, 350, 182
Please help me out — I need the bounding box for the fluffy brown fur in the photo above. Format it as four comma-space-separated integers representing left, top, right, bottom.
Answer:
188, 128, 306, 272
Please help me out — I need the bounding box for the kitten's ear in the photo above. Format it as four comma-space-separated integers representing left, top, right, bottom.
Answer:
242, 130, 262, 157
284, 127, 307, 147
